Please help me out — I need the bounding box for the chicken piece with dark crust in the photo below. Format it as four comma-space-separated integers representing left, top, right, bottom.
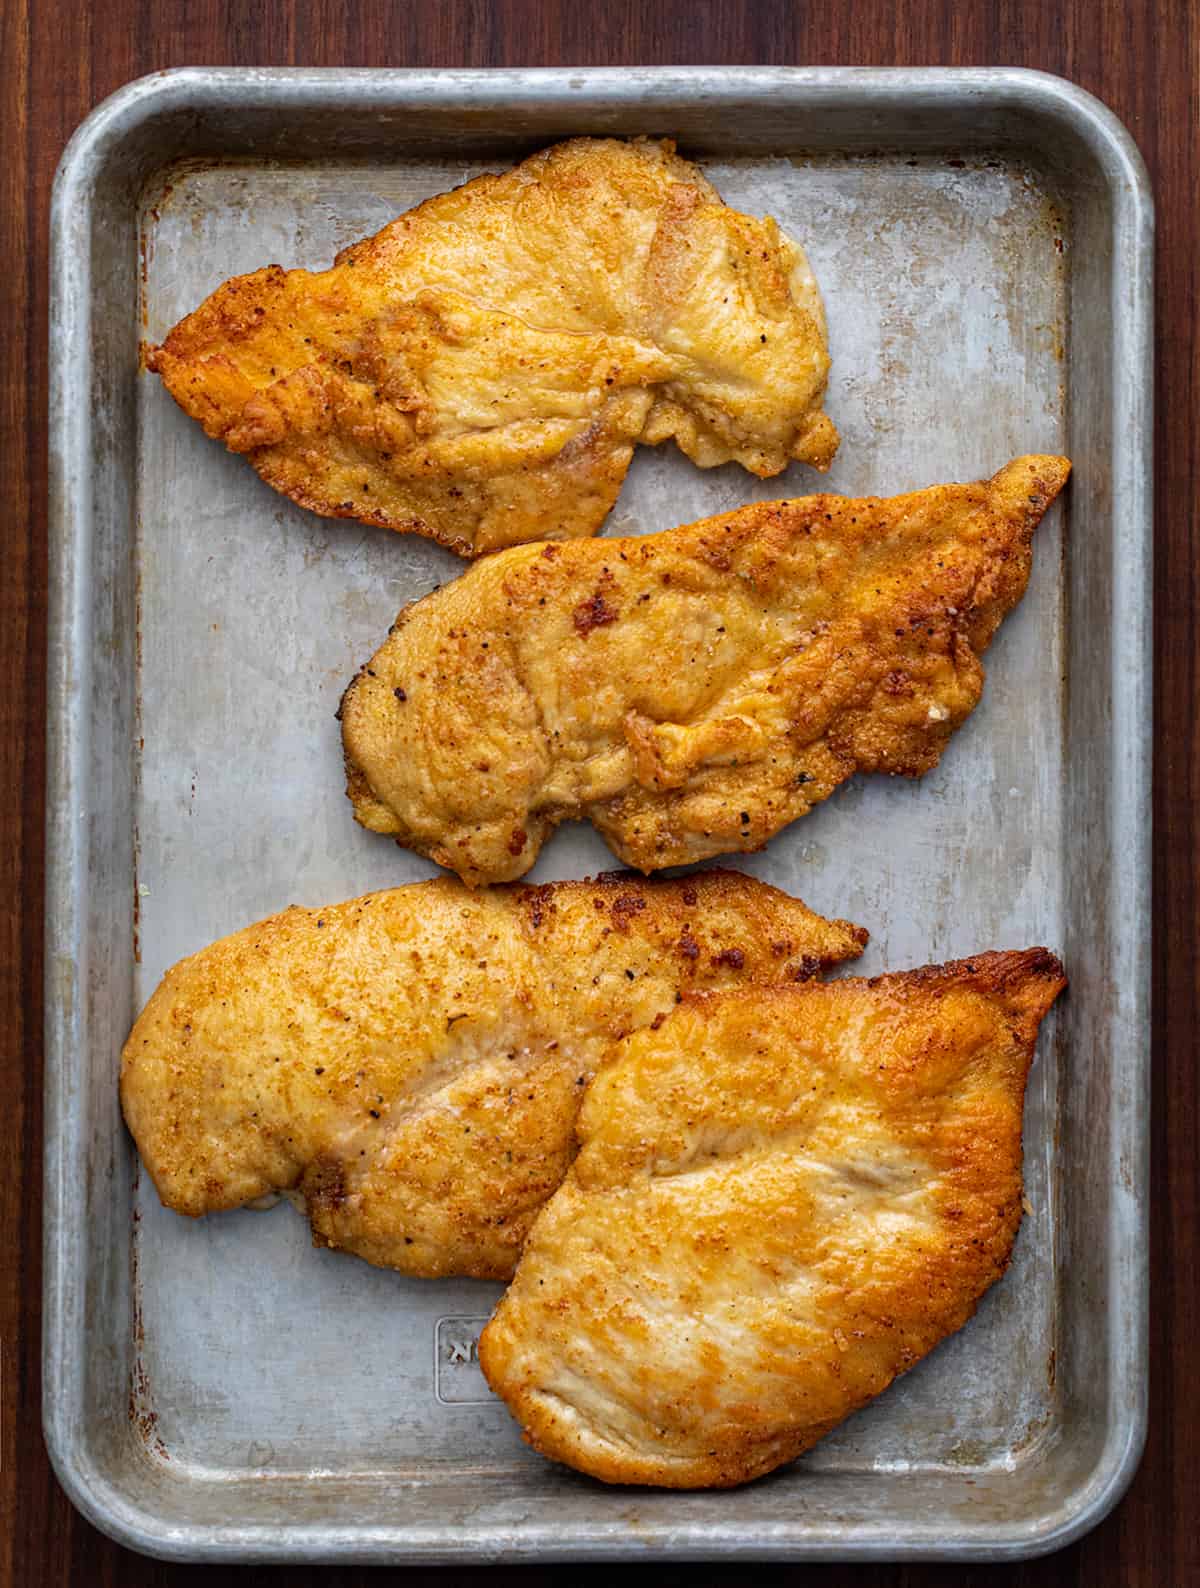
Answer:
480, 948, 1066, 1487
342, 455, 1070, 884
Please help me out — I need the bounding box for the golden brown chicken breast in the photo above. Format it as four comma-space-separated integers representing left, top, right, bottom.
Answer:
479, 948, 1066, 1487
120, 872, 866, 1280
147, 138, 837, 556
342, 454, 1070, 885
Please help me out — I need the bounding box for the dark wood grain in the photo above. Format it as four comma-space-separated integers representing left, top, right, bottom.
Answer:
4, 2, 1194, 1582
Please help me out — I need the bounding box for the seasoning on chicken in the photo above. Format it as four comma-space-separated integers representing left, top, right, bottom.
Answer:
342, 455, 1070, 884
480, 948, 1066, 1487
120, 872, 866, 1280
148, 138, 837, 556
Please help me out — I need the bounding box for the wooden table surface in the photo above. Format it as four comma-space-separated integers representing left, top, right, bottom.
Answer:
4, 2, 1195, 1583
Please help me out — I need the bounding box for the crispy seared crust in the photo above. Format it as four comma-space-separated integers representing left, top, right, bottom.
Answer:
342, 455, 1071, 884
148, 138, 837, 556
119, 872, 866, 1280
479, 948, 1066, 1487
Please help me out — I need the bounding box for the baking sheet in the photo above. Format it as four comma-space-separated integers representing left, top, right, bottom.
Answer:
45, 67, 1151, 1562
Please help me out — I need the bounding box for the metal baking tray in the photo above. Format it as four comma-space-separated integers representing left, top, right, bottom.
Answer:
46, 67, 1152, 1563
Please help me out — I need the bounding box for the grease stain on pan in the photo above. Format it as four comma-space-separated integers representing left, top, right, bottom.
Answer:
128, 1169, 169, 1464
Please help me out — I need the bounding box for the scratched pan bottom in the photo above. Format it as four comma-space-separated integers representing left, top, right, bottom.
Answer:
46, 68, 1150, 1562
134, 135, 1070, 1488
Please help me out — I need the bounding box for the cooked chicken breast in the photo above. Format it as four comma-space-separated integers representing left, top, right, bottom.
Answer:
342, 455, 1070, 885
479, 948, 1066, 1487
147, 138, 837, 556
120, 872, 865, 1280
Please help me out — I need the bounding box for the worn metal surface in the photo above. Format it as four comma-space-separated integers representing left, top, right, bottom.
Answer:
45, 67, 1152, 1562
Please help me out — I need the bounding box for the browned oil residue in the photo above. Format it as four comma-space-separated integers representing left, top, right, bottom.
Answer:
128, 1168, 169, 1461
1009, 1410, 1054, 1459
138, 167, 182, 328
132, 566, 144, 964
137, 224, 153, 330
134, 565, 143, 678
